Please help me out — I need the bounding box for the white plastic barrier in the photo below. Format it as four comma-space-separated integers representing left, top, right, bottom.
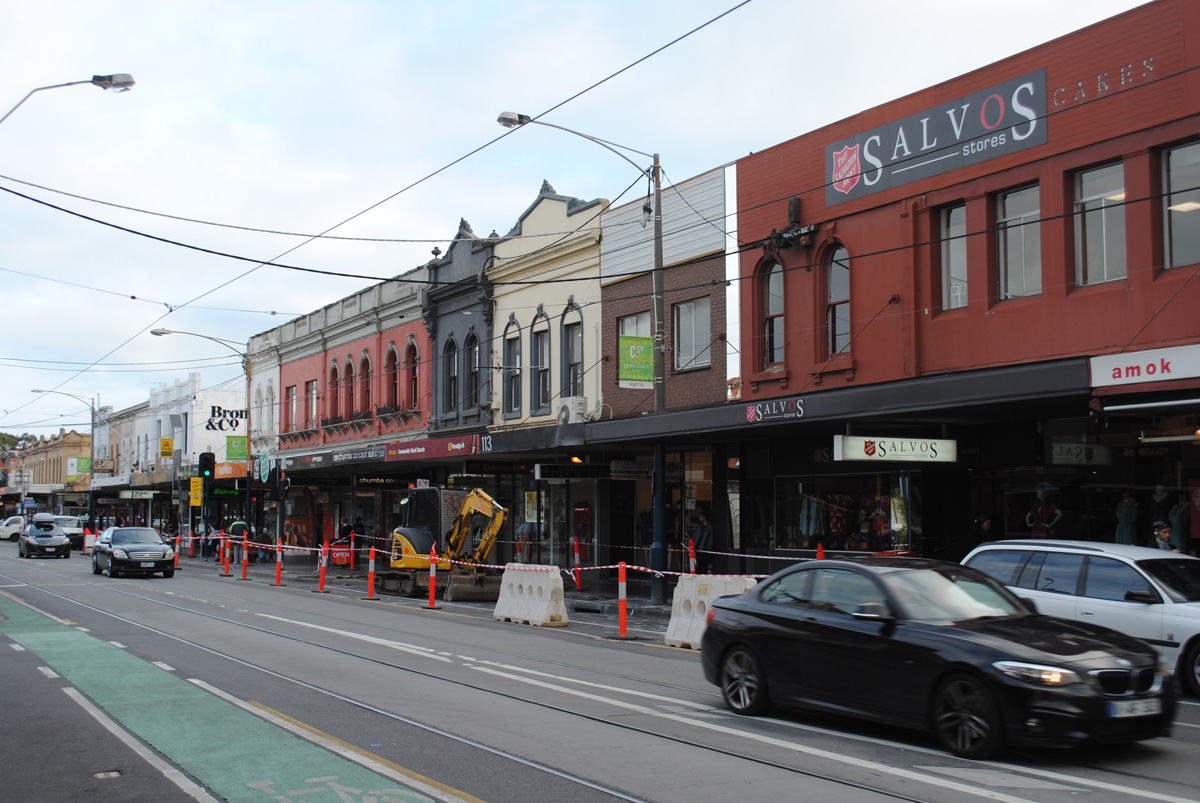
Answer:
493, 563, 569, 627
665, 574, 758, 649
84, 530, 98, 555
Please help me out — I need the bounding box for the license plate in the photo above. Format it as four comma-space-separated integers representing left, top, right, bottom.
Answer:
1108, 698, 1161, 718
140, 561, 155, 568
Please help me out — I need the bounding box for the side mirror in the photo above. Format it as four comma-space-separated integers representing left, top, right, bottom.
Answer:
1021, 596, 1039, 614
851, 602, 894, 621
1124, 589, 1158, 604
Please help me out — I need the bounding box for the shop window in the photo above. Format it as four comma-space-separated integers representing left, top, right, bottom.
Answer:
343, 361, 356, 416
997, 185, 1041, 299
941, 204, 967, 309
284, 385, 296, 433
772, 473, 916, 552
305, 380, 318, 428
1075, 162, 1126, 285
674, 295, 710, 370
531, 314, 550, 412
359, 356, 371, 413
443, 338, 458, 414
384, 350, 398, 408
826, 247, 851, 356
503, 322, 521, 416
762, 262, 783, 367
562, 306, 583, 397
1164, 141, 1200, 268
405, 343, 419, 409
464, 333, 480, 408
328, 366, 340, 420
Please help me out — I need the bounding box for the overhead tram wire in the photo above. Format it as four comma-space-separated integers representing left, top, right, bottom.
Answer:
0, 1, 755, 420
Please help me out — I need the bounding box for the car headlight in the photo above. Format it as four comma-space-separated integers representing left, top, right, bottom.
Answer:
113, 549, 129, 560
163, 548, 174, 559
993, 661, 1082, 686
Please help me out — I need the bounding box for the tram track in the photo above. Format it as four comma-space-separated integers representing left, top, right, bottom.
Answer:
4, 557, 1196, 803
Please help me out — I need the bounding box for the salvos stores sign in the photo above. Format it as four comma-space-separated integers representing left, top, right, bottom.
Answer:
826, 70, 1047, 205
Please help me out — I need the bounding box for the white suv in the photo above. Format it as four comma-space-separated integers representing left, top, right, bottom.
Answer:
963, 540, 1200, 696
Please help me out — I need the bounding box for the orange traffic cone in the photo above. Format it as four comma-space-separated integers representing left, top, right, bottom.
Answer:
816, 543, 826, 560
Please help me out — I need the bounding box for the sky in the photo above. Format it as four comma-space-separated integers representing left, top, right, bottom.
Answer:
0, 0, 1148, 439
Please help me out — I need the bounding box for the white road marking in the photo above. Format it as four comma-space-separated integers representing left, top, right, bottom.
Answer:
915, 766, 1083, 791
9, 643, 26, 651
472, 658, 713, 709
108, 641, 127, 649
62, 687, 218, 803
38, 666, 59, 678
254, 614, 451, 662
153, 661, 176, 671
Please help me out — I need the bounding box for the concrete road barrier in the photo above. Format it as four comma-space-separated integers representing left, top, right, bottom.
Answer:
493, 563, 569, 627
665, 574, 758, 649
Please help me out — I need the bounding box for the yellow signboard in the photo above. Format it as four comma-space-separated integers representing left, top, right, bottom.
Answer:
190, 476, 203, 507
160, 438, 174, 458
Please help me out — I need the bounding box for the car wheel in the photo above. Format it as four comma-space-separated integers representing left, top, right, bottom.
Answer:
1182, 641, 1200, 698
933, 673, 1005, 759
92, 556, 101, 575
720, 646, 770, 715
63, 549, 70, 559
163, 569, 175, 578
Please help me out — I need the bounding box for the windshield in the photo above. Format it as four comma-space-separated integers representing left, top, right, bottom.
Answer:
1138, 559, 1200, 603
55, 517, 79, 528
882, 567, 1027, 622
111, 528, 165, 546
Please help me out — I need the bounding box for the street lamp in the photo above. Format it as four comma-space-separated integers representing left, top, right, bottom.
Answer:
151, 328, 254, 528
1, 74, 135, 128
31, 389, 97, 527
497, 111, 670, 602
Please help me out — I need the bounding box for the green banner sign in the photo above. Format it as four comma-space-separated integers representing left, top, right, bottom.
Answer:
618, 335, 654, 389
226, 435, 248, 462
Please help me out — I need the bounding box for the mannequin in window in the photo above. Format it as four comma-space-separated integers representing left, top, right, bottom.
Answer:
1025, 483, 1063, 539
1169, 493, 1189, 552
1114, 490, 1137, 545
1151, 484, 1170, 525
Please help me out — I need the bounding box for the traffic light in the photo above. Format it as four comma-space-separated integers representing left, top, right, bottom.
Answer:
198, 451, 216, 478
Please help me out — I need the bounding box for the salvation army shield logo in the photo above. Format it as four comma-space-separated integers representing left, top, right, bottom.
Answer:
863, 439, 877, 457
832, 144, 862, 195
746, 405, 757, 423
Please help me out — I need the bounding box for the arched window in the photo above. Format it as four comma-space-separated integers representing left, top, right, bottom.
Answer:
443, 338, 458, 414
385, 349, 399, 408
328, 365, 340, 420
530, 310, 551, 412
763, 262, 784, 367
827, 246, 851, 356
359, 355, 371, 413
464, 333, 480, 408
502, 318, 521, 416
343, 361, 356, 416
405, 343, 419, 410
560, 304, 583, 397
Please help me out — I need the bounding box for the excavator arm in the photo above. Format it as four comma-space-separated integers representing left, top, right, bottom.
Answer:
444, 488, 508, 567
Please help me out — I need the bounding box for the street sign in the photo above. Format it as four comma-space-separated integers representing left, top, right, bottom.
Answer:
160, 438, 173, 458
190, 476, 202, 507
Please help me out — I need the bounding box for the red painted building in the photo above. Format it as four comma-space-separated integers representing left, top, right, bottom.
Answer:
727, 0, 1200, 559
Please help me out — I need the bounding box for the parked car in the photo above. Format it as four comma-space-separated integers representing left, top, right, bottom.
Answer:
700, 557, 1174, 759
54, 515, 85, 550
963, 540, 1200, 697
2, 514, 26, 542
91, 527, 176, 578
18, 513, 71, 559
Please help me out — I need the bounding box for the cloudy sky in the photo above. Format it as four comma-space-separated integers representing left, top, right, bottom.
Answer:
0, 0, 1146, 438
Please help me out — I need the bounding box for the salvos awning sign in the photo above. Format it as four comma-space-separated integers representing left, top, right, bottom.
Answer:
826, 70, 1047, 205
834, 435, 957, 463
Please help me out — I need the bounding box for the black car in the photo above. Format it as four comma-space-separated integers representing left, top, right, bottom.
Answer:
91, 527, 176, 578
700, 557, 1174, 759
18, 513, 71, 559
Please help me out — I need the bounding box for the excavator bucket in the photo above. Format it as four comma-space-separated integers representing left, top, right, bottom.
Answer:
442, 572, 502, 602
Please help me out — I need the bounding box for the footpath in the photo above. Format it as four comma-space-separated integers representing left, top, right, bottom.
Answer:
174, 548, 675, 625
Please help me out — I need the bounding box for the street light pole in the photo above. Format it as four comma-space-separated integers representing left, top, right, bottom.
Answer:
151, 329, 254, 529
497, 112, 670, 602
31, 389, 96, 526
1, 74, 135, 128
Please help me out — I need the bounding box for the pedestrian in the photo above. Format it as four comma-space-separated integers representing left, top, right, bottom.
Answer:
694, 510, 714, 574
229, 517, 248, 563
1153, 521, 1180, 552
971, 512, 994, 544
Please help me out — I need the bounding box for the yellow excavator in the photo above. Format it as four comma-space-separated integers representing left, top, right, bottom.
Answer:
383, 486, 507, 601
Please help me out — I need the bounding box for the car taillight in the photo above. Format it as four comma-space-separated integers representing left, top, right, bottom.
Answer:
706, 607, 717, 625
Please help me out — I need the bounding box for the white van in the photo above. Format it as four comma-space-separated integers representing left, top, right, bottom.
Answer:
2, 515, 26, 542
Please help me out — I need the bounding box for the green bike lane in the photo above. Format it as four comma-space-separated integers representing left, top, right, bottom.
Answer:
0, 593, 476, 803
